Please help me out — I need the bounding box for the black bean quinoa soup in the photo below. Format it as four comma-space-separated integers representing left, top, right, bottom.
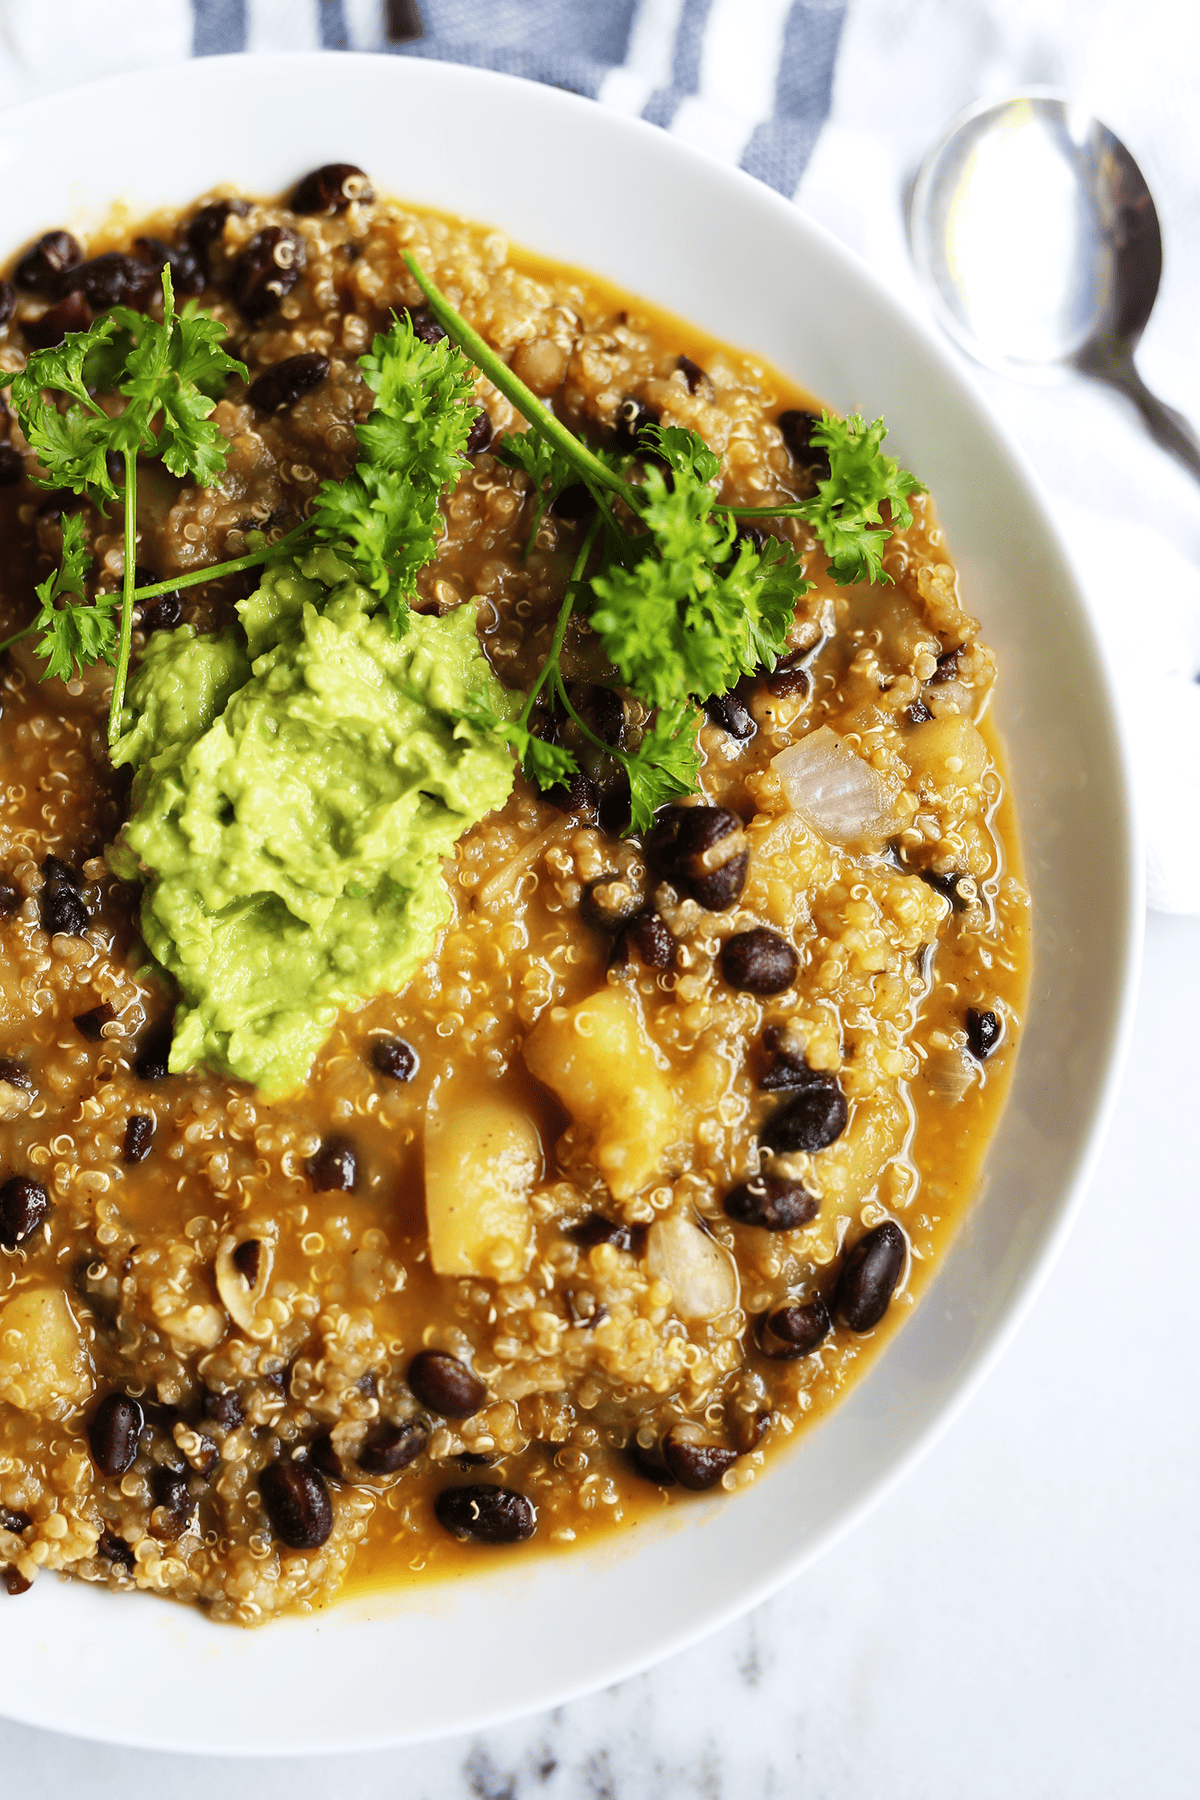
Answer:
0, 169, 1029, 1624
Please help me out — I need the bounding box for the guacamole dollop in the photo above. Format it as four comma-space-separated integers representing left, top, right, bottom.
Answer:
111, 550, 515, 1097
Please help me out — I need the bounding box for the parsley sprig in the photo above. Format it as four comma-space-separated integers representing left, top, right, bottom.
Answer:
2, 241, 920, 841
7, 268, 246, 741
308, 314, 479, 634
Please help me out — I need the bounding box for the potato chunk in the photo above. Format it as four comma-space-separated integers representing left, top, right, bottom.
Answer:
905, 714, 988, 792
523, 988, 680, 1199
0, 1286, 94, 1418
424, 1100, 541, 1281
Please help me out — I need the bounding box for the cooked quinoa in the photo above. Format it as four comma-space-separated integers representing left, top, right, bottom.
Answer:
0, 168, 1029, 1624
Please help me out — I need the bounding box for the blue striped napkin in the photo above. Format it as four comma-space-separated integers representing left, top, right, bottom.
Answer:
187, 0, 847, 198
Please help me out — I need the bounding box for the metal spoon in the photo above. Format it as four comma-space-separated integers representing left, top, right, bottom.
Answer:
908, 89, 1200, 484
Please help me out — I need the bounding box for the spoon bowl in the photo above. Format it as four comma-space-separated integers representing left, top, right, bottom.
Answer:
910, 90, 1200, 480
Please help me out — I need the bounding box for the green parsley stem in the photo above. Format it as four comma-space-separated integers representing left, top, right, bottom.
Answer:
402, 253, 635, 532
129, 526, 311, 602
518, 514, 603, 727
0, 622, 35, 657
106, 448, 139, 747
712, 503, 821, 520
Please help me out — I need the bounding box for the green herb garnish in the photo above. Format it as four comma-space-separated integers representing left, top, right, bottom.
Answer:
2, 244, 919, 838
8, 268, 246, 742
307, 313, 479, 634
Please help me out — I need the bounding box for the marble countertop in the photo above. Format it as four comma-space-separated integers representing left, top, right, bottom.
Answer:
1, 913, 1195, 1795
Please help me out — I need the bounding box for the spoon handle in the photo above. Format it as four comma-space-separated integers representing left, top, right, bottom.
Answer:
1077, 334, 1200, 485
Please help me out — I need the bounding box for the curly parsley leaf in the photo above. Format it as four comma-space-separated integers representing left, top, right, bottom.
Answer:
800, 412, 923, 586
622, 700, 702, 835
590, 428, 803, 709
28, 514, 116, 683
494, 429, 576, 554
309, 313, 479, 631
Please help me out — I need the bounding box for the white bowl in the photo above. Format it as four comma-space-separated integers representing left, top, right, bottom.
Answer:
0, 52, 1141, 1755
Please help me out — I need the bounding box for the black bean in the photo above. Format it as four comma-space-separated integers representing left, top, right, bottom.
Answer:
704, 691, 755, 739
308, 1432, 347, 1483
905, 697, 933, 725
202, 1389, 244, 1433
22, 290, 92, 349
466, 408, 493, 454
74, 1002, 114, 1043
577, 683, 627, 750
88, 1394, 145, 1479
761, 1078, 848, 1155
0, 281, 13, 327
306, 1135, 358, 1192
60, 253, 156, 313
613, 396, 659, 455
140, 592, 183, 634
122, 1115, 155, 1164
550, 482, 597, 524
371, 1036, 419, 1082
246, 351, 330, 414
597, 780, 633, 837
627, 1440, 677, 1486
14, 229, 83, 295
644, 804, 749, 911
2, 1566, 31, 1596
0, 1059, 31, 1090
569, 1214, 644, 1255
610, 909, 676, 973
292, 163, 375, 215
757, 1297, 833, 1360
43, 854, 79, 892
359, 1420, 428, 1475
184, 198, 250, 265
758, 1031, 825, 1093
434, 1483, 536, 1545
96, 1530, 136, 1570
0, 443, 23, 487
676, 354, 710, 395
131, 236, 205, 298
778, 408, 831, 480
231, 227, 303, 323
0, 1176, 50, 1249
0, 880, 20, 915
408, 1349, 486, 1418
662, 1429, 737, 1492
150, 1466, 193, 1538
930, 648, 962, 685
232, 1239, 262, 1284
918, 867, 967, 909
724, 1173, 817, 1231
134, 1019, 173, 1081
580, 874, 641, 932
966, 1007, 1001, 1060
403, 306, 447, 347
544, 769, 600, 820
766, 659, 810, 700
835, 1221, 907, 1332
41, 881, 88, 937
259, 1460, 333, 1549
732, 521, 767, 556
0, 1505, 31, 1534
720, 928, 798, 995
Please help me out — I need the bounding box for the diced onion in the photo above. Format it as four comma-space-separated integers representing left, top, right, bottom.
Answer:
645, 1215, 739, 1321
921, 1044, 976, 1106
772, 726, 898, 849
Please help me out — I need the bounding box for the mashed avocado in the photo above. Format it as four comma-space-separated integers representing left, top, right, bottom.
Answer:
111, 549, 516, 1097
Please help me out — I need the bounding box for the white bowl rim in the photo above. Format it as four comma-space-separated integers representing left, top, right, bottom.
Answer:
0, 50, 1144, 1756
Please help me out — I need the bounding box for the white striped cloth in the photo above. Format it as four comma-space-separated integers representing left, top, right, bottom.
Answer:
0, 0, 847, 198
